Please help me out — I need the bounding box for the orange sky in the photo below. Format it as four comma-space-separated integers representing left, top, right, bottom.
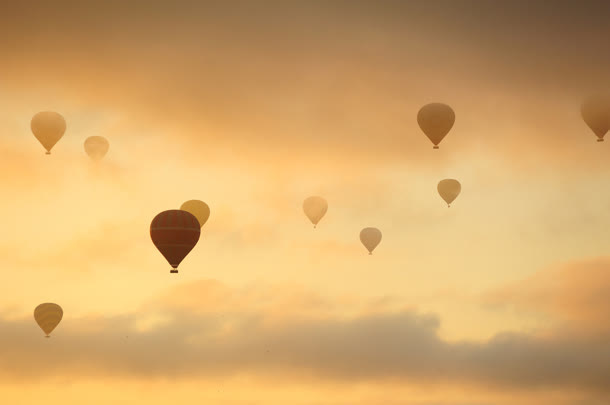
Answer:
1, 1, 610, 404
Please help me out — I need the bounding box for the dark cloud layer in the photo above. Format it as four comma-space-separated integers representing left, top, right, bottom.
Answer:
2, 274, 609, 394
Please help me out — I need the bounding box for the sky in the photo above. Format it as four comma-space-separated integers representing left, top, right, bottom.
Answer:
1, 1, 610, 404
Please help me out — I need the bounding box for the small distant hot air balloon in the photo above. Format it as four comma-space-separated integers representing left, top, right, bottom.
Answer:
84, 136, 110, 161
438, 179, 461, 207
180, 200, 210, 228
150, 210, 200, 273
303, 196, 328, 228
417, 103, 455, 149
581, 95, 610, 142
360, 227, 382, 255
31, 111, 66, 154
34, 303, 63, 338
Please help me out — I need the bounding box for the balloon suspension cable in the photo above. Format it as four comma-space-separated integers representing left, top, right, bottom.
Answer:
433, 145, 439, 149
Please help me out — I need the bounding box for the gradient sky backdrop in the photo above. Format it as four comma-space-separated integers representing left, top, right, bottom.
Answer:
1, 1, 610, 404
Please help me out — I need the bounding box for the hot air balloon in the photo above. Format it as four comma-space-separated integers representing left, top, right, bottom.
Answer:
438, 179, 461, 207
303, 196, 328, 228
84, 136, 110, 161
150, 210, 200, 273
417, 103, 455, 149
180, 200, 210, 228
360, 227, 382, 255
31, 111, 66, 154
34, 303, 63, 338
581, 95, 610, 142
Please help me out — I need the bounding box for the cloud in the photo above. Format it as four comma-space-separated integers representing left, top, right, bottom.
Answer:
483, 256, 610, 335
1, 277, 609, 396
1, 1, 610, 173
0, 218, 148, 275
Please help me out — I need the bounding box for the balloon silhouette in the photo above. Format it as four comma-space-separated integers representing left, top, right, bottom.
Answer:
180, 200, 210, 228
31, 111, 66, 154
84, 136, 110, 161
34, 303, 63, 337
303, 196, 328, 228
438, 179, 461, 207
581, 95, 610, 142
417, 103, 455, 149
360, 227, 382, 255
150, 210, 200, 273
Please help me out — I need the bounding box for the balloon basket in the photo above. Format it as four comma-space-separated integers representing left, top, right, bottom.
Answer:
45, 335, 50, 338
597, 138, 604, 142
45, 151, 51, 155
170, 269, 178, 274
433, 146, 439, 149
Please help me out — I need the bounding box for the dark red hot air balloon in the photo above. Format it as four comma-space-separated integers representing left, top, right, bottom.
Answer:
150, 210, 200, 273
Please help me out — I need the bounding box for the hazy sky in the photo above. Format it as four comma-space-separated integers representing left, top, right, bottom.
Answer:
1, 1, 610, 404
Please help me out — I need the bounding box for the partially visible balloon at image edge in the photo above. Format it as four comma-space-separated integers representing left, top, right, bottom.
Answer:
581, 95, 610, 142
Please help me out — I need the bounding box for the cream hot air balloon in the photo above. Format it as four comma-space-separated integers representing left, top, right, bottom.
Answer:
417, 103, 455, 149
303, 196, 328, 228
180, 200, 210, 228
360, 227, 382, 255
34, 303, 63, 338
31, 111, 66, 154
437, 179, 461, 207
581, 95, 610, 142
84, 136, 110, 161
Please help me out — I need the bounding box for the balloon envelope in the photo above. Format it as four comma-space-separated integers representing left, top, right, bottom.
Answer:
180, 200, 210, 228
417, 103, 455, 149
303, 196, 328, 228
34, 303, 63, 337
150, 210, 200, 273
438, 179, 461, 207
31, 111, 66, 154
360, 227, 382, 255
581, 95, 610, 141
84, 136, 110, 161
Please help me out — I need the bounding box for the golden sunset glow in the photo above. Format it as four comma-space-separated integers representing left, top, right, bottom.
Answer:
1, 1, 610, 404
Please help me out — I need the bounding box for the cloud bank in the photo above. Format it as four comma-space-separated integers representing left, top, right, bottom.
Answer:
2, 259, 609, 395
